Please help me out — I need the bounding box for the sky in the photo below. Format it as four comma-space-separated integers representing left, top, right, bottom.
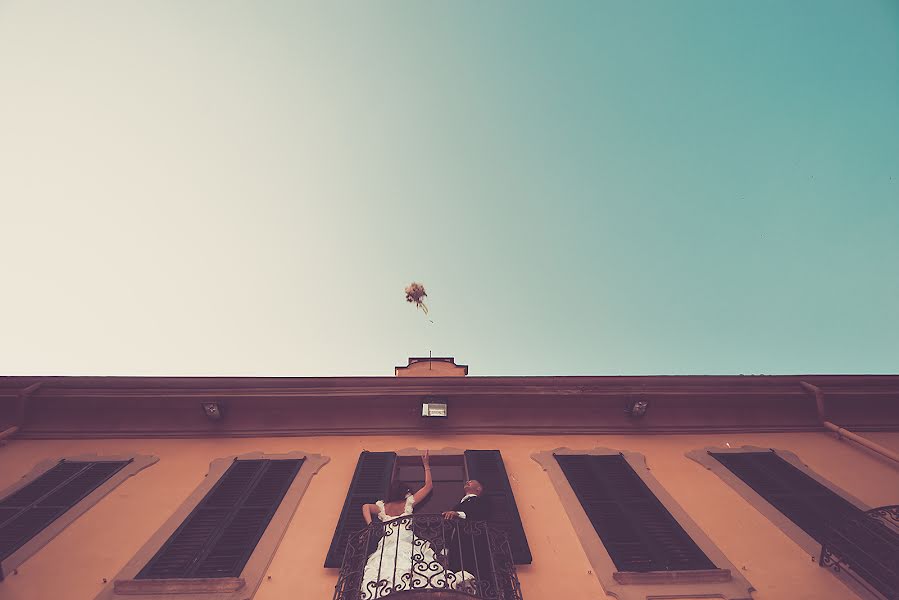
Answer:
1, 1, 897, 377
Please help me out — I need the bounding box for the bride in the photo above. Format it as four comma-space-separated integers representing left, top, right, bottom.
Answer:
359, 451, 447, 598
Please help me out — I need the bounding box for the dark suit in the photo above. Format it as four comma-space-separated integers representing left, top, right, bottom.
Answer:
448, 494, 493, 592
454, 494, 490, 522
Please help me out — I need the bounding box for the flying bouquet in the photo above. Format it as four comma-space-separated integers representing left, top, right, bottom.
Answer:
404, 282, 429, 315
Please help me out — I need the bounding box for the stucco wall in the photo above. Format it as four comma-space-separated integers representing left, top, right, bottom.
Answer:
0, 432, 896, 600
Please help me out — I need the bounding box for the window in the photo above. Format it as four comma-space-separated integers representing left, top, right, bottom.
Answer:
136, 459, 303, 579
555, 454, 714, 573
533, 448, 753, 600
394, 454, 466, 514
0, 453, 157, 580
325, 448, 531, 568
709, 451, 862, 544
688, 446, 894, 599
104, 451, 329, 599
686, 446, 870, 556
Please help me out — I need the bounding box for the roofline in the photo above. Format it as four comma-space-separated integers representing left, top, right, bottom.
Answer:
2, 374, 897, 438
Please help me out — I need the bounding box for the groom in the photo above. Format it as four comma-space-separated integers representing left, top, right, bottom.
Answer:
442, 480, 493, 591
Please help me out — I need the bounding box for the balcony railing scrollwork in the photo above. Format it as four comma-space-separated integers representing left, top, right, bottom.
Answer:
333, 514, 523, 600
819, 505, 899, 600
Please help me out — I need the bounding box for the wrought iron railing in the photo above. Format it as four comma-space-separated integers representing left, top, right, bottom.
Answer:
819, 505, 899, 600
333, 514, 523, 600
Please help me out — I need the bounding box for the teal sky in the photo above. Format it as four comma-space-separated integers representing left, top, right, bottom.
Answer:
1, 1, 897, 376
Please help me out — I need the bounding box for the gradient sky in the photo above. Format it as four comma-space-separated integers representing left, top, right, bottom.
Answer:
1, 1, 897, 376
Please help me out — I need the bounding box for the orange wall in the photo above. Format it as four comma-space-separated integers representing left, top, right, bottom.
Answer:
0, 432, 896, 600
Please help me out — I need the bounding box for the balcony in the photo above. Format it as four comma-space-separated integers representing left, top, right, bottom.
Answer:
333, 514, 523, 600
819, 505, 899, 599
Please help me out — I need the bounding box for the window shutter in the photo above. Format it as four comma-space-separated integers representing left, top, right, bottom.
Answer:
0, 460, 129, 564
555, 454, 714, 572
324, 451, 396, 568
710, 451, 862, 542
464, 450, 532, 564
136, 458, 303, 579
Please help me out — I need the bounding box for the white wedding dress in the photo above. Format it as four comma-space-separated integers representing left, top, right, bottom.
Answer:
359, 495, 447, 599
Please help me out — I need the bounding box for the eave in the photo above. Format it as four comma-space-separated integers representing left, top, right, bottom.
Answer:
1, 374, 897, 438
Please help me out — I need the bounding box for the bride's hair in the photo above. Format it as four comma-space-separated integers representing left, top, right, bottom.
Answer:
385, 481, 412, 502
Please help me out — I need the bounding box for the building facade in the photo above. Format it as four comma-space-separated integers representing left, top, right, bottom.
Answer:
0, 359, 897, 600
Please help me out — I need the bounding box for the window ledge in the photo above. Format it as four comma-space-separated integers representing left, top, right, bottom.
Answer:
613, 569, 732, 585
114, 578, 246, 595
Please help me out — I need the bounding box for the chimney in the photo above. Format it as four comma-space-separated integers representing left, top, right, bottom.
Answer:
395, 357, 468, 377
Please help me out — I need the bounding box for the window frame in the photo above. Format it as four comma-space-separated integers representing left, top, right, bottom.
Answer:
685, 445, 871, 556
532, 447, 754, 600
0, 453, 158, 580
393, 446, 467, 466
686, 445, 878, 600
393, 450, 467, 515
98, 451, 329, 600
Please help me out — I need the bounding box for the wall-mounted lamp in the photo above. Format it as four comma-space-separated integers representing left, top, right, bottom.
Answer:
421, 401, 447, 418
202, 402, 222, 421
626, 399, 649, 418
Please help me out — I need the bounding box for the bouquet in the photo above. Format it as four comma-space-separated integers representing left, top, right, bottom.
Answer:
404, 282, 429, 315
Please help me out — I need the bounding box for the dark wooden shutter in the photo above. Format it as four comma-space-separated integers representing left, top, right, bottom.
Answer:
136, 458, 302, 579
464, 450, 532, 564
555, 454, 714, 572
0, 460, 129, 564
324, 451, 396, 568
710, 451, 862, 543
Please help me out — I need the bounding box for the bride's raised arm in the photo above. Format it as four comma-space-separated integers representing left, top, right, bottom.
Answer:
411, 450, 432, 505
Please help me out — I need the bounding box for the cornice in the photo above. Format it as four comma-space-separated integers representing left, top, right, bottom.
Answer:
11, 424, 899, 440
3, 374, 899, 399
1, 374, 897, 438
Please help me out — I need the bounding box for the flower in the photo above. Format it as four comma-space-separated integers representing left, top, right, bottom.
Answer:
404, 282, 429, 314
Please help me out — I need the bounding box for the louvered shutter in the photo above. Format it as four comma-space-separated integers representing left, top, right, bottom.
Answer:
555, 454, 714, 572
136, 458, 302, 579
710, 451, 862, 543
324, 451, 396, 568
0, 460, 129, 565
464, 450, 532, 564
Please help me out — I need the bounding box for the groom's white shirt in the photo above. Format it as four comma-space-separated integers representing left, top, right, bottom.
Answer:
456, 493, 478, 519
